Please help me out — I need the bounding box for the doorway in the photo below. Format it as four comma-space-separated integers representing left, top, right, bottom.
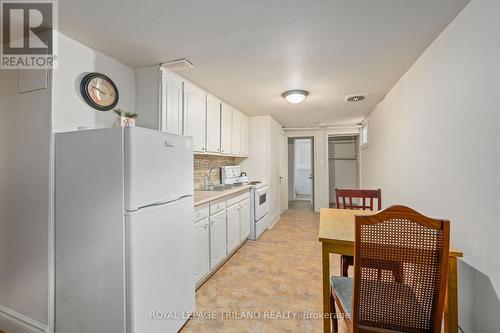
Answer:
288, 137, 314, 210
328, 135, 359, 207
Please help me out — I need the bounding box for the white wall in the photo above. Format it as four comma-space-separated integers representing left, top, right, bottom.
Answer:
52, 32, 136, 133
0, 32, 137, 333
0, 69, 52, 332
360, 0, 500, 331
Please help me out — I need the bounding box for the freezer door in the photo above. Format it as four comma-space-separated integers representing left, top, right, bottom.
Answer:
125, 196, 195, 333
124, 127, 194, 211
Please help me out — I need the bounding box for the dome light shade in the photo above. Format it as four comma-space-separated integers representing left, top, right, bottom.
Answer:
282, 89, 309, 104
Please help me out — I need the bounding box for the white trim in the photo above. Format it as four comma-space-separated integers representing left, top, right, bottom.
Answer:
268, 215, 280, 229
0, 305, 48, 333
47, 135, 55, 333
284, 125, 362, 131
360, 120, 369, 149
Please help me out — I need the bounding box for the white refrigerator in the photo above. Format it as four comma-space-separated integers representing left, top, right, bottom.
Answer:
55, 127, 195, 333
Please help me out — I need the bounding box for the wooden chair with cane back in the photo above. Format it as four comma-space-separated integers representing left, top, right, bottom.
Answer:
335, 188, 402, 280
329, 205, 450, 333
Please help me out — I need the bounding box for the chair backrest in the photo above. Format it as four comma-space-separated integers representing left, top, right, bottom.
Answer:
352, 205, 450, 333
335, 188, 381, 211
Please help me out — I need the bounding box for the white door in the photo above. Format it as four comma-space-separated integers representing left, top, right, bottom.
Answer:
231, 109, 241, 155
184, 82, 206, 152
206, 94, 221, 153
160, 69, 183, 135
210, 210, 227, 269
239, 199, 251, 241
194, 217, 209, 284
240, 113, 249, 156
226, 203, 240, 254
125, 196, 195, 333
124, 128, 193, 211
220, 103, 232, 154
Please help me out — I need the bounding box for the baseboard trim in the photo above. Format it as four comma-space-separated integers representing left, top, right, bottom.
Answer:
0, 305, 47, 333
268, 215, 280, 229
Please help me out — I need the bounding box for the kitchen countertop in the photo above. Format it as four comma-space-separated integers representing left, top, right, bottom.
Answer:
194, 185, 253, 206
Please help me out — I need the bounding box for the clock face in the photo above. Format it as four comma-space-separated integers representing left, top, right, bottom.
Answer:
80, 73, 119, 111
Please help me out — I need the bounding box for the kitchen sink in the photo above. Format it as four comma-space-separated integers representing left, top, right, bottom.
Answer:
202, 184, 228, 191
202, 183, 245, 191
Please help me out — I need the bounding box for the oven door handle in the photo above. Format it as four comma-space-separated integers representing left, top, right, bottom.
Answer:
256, 187, 269, 195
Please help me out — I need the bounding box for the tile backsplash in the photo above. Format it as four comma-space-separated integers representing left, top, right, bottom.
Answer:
194, 155, 238, 190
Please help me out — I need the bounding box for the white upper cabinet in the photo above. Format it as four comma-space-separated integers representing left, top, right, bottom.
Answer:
160, 69, 184, 135
136, 66, 249, 157
231, 109, 241, 155
206, 94, 221, 153
183, 82, 206, 152
240, 113, 249, 156
231, 107, 249, 157
220, 103, 232, 154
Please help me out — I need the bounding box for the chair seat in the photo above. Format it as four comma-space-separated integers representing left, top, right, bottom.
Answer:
331, 276, 353, 316
331, 276, 426, 328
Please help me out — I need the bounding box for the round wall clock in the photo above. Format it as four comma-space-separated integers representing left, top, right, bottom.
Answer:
80, 72, 119, 111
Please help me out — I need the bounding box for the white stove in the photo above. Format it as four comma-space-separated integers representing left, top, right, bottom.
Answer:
220, 166, 269, 240
248, 181, 269, 240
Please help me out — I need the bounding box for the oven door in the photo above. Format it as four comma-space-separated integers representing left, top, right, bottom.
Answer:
254, 186, 269, 221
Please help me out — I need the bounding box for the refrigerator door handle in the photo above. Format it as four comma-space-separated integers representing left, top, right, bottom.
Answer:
127, 194, 193, 212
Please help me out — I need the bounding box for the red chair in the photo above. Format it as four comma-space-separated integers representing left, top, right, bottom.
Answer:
335, 188, 394, 279
335, 188, 381, 211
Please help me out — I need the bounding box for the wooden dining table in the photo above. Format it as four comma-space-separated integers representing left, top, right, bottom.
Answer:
319, 208, 463, 333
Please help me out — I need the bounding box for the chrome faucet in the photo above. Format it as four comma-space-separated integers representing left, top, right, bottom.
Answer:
204, 167, 219, 189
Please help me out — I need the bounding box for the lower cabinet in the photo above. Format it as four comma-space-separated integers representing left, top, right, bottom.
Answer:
210, 210, 227, 269
195, 190, 251, 286
194, 218, 209, 284
226, 203, 240, 254
240, 199, 251, 241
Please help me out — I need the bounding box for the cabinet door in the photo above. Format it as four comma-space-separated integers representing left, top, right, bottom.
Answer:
220, 103, 232, 154
231, 109, 241, 155
240, 113, 249, 156
239, 199, 251, 241
194, 218, 209, 283
210, 210, 227, 269
184, 83, 206, 152
161, 70, 183, 135
206, 94, 221, 153
226, 203, 240, 254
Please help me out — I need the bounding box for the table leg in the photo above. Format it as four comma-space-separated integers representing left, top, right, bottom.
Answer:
322, 244, 331, 333
444, 256, 459, 333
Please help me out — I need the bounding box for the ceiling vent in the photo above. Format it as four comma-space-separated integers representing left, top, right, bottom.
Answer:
345, 94, 366, 103
161, 58, 194, 71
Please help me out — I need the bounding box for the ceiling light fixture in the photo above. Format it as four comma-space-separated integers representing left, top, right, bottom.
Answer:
282, 89, 309, 104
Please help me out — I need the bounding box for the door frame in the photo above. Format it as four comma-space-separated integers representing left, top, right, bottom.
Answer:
327, 134, 360, 206
287, 136, 315, 208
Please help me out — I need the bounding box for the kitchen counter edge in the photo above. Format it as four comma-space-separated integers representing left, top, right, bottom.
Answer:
194, 185, 254, 206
